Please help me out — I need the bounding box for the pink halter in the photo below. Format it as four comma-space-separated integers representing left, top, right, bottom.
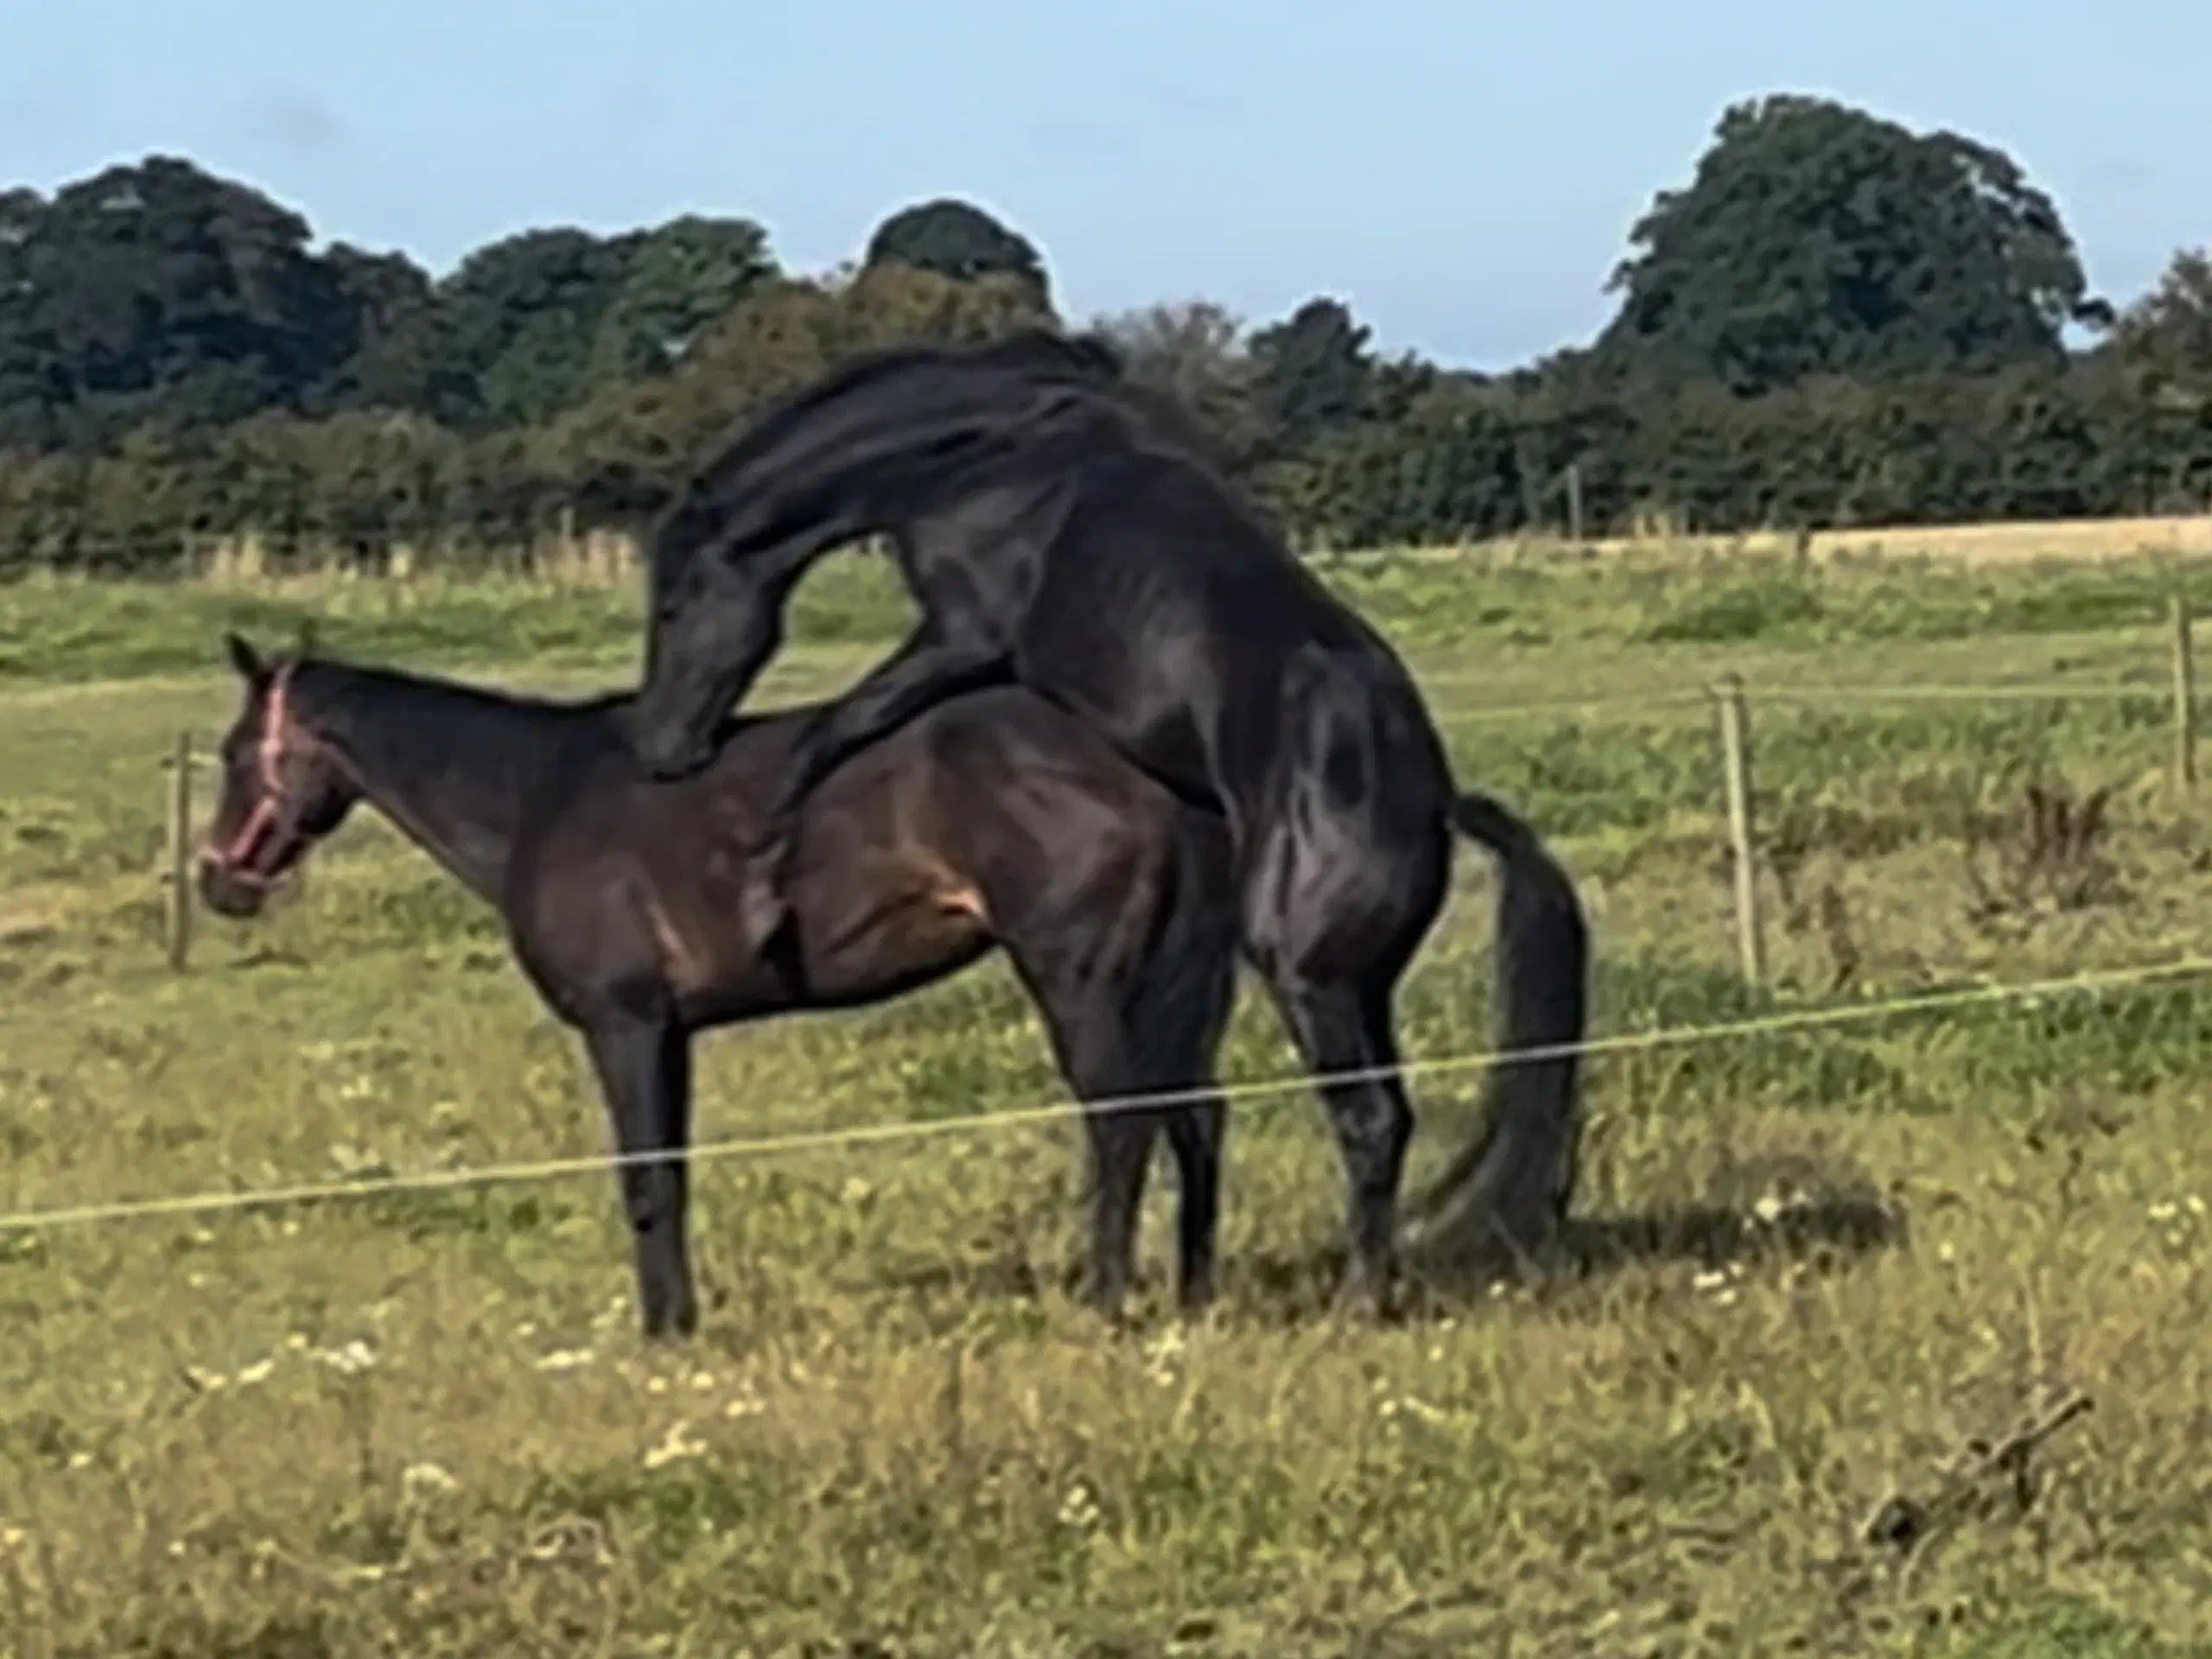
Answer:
204, 660, 301, 888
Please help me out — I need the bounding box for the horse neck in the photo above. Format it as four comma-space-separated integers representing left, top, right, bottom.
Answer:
709, 366, 1136, 547
292, 662, 584, 905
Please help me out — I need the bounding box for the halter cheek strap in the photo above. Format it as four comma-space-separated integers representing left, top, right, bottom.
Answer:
207, 662, 298, 885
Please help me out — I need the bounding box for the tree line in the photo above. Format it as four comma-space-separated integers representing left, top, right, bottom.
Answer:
6, 93, 2212, 575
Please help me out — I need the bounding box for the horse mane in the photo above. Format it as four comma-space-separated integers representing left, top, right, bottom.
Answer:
270, 652, 631, 767
652, 329, 1238, 563
276, 650, 770, 773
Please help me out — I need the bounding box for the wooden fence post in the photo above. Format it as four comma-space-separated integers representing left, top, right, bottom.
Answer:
162, 730, 194, 970
1713, 673, 1766, 988
2172, 593, 2196, 795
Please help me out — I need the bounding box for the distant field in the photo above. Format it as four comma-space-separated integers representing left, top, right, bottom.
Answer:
1468, 511, 2212, 569
3, 547, 2211, 1654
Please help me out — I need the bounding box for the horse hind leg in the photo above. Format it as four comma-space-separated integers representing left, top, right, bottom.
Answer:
1077, 1104, 1164, 1322
1241, 791, 1448, 1319
1263, 976, 1414, 1316
1008, 857, 1240, 1324
1161, 1101, 1227, 1314
1054, 950, 1236, 1321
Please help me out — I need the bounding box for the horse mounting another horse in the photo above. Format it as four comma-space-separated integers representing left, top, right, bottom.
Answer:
195, 632, 1587, 1340
628, 328, 1590, 1312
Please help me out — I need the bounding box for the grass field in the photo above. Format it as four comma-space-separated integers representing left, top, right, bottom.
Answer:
3, 543, 2212, 1656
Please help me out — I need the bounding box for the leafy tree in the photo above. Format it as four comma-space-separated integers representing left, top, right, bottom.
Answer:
0, 187, 62, 449
0, 157, 363, 448
1596, 94, 2107, 394
582, 214, 775, 385
312, 244, 483, 425
423, 215, 778, 430
2107, 249, 2212, 395
1248, 296, 1375, 447
1091, 300, 1266, 468
435, 227, 639, 429
864, 198, 1051, 307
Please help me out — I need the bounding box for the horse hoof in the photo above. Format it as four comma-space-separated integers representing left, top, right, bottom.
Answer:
640, 1304, 700, 1343
1333, 1272, 1404, 1327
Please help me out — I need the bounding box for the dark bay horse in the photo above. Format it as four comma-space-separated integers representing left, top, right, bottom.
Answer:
196, 634, 1588, 1339
626, 331, 1586, 1308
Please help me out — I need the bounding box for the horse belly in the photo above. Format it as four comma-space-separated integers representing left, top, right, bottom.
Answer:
780, 780, 1001, 1009
791, 872, 995, 1008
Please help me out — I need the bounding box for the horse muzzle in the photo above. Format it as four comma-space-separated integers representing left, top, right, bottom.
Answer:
197, 853, 274, 918
196, 831, 306, 917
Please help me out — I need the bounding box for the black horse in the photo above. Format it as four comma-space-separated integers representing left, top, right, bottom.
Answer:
196, 634, 1587, 1338
626, 331, 1586, 1309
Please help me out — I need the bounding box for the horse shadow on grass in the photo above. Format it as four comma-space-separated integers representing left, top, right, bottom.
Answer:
848, 1169, 1908, 1331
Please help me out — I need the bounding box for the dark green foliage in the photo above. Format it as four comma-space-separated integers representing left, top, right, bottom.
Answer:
862, 196, 1051, 306
2, 99, 2208, 572
1248, 297, 1374, 448
1596, 94, 2105, 394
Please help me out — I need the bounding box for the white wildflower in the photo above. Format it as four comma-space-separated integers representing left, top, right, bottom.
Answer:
643, 1421, 704, 1471
318, 1338, 378, 1376
534, 1348, 594, 1374
1141, 1325, 1185, 1388
403, 1461, 461, 1497
1057, 1480, 1103, 1532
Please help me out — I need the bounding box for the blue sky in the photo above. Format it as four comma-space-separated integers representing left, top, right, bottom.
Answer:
5, 0, 2205, 369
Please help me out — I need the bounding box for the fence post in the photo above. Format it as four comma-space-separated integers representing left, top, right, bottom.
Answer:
2172, 594, 2196, 795
1713, 673, 1766, 988
162, 730, 194, 970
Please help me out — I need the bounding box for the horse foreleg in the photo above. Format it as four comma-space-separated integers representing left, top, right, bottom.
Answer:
582, 1013, 698, 1340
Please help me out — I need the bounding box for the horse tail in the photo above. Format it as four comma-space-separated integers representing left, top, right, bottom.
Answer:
1401, 788, 1591, 1268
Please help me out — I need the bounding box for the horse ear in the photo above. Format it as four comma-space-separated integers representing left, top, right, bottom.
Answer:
224, 631, 268, 684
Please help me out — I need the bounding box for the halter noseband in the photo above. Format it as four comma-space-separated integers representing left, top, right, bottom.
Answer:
203, 660, 303, 890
